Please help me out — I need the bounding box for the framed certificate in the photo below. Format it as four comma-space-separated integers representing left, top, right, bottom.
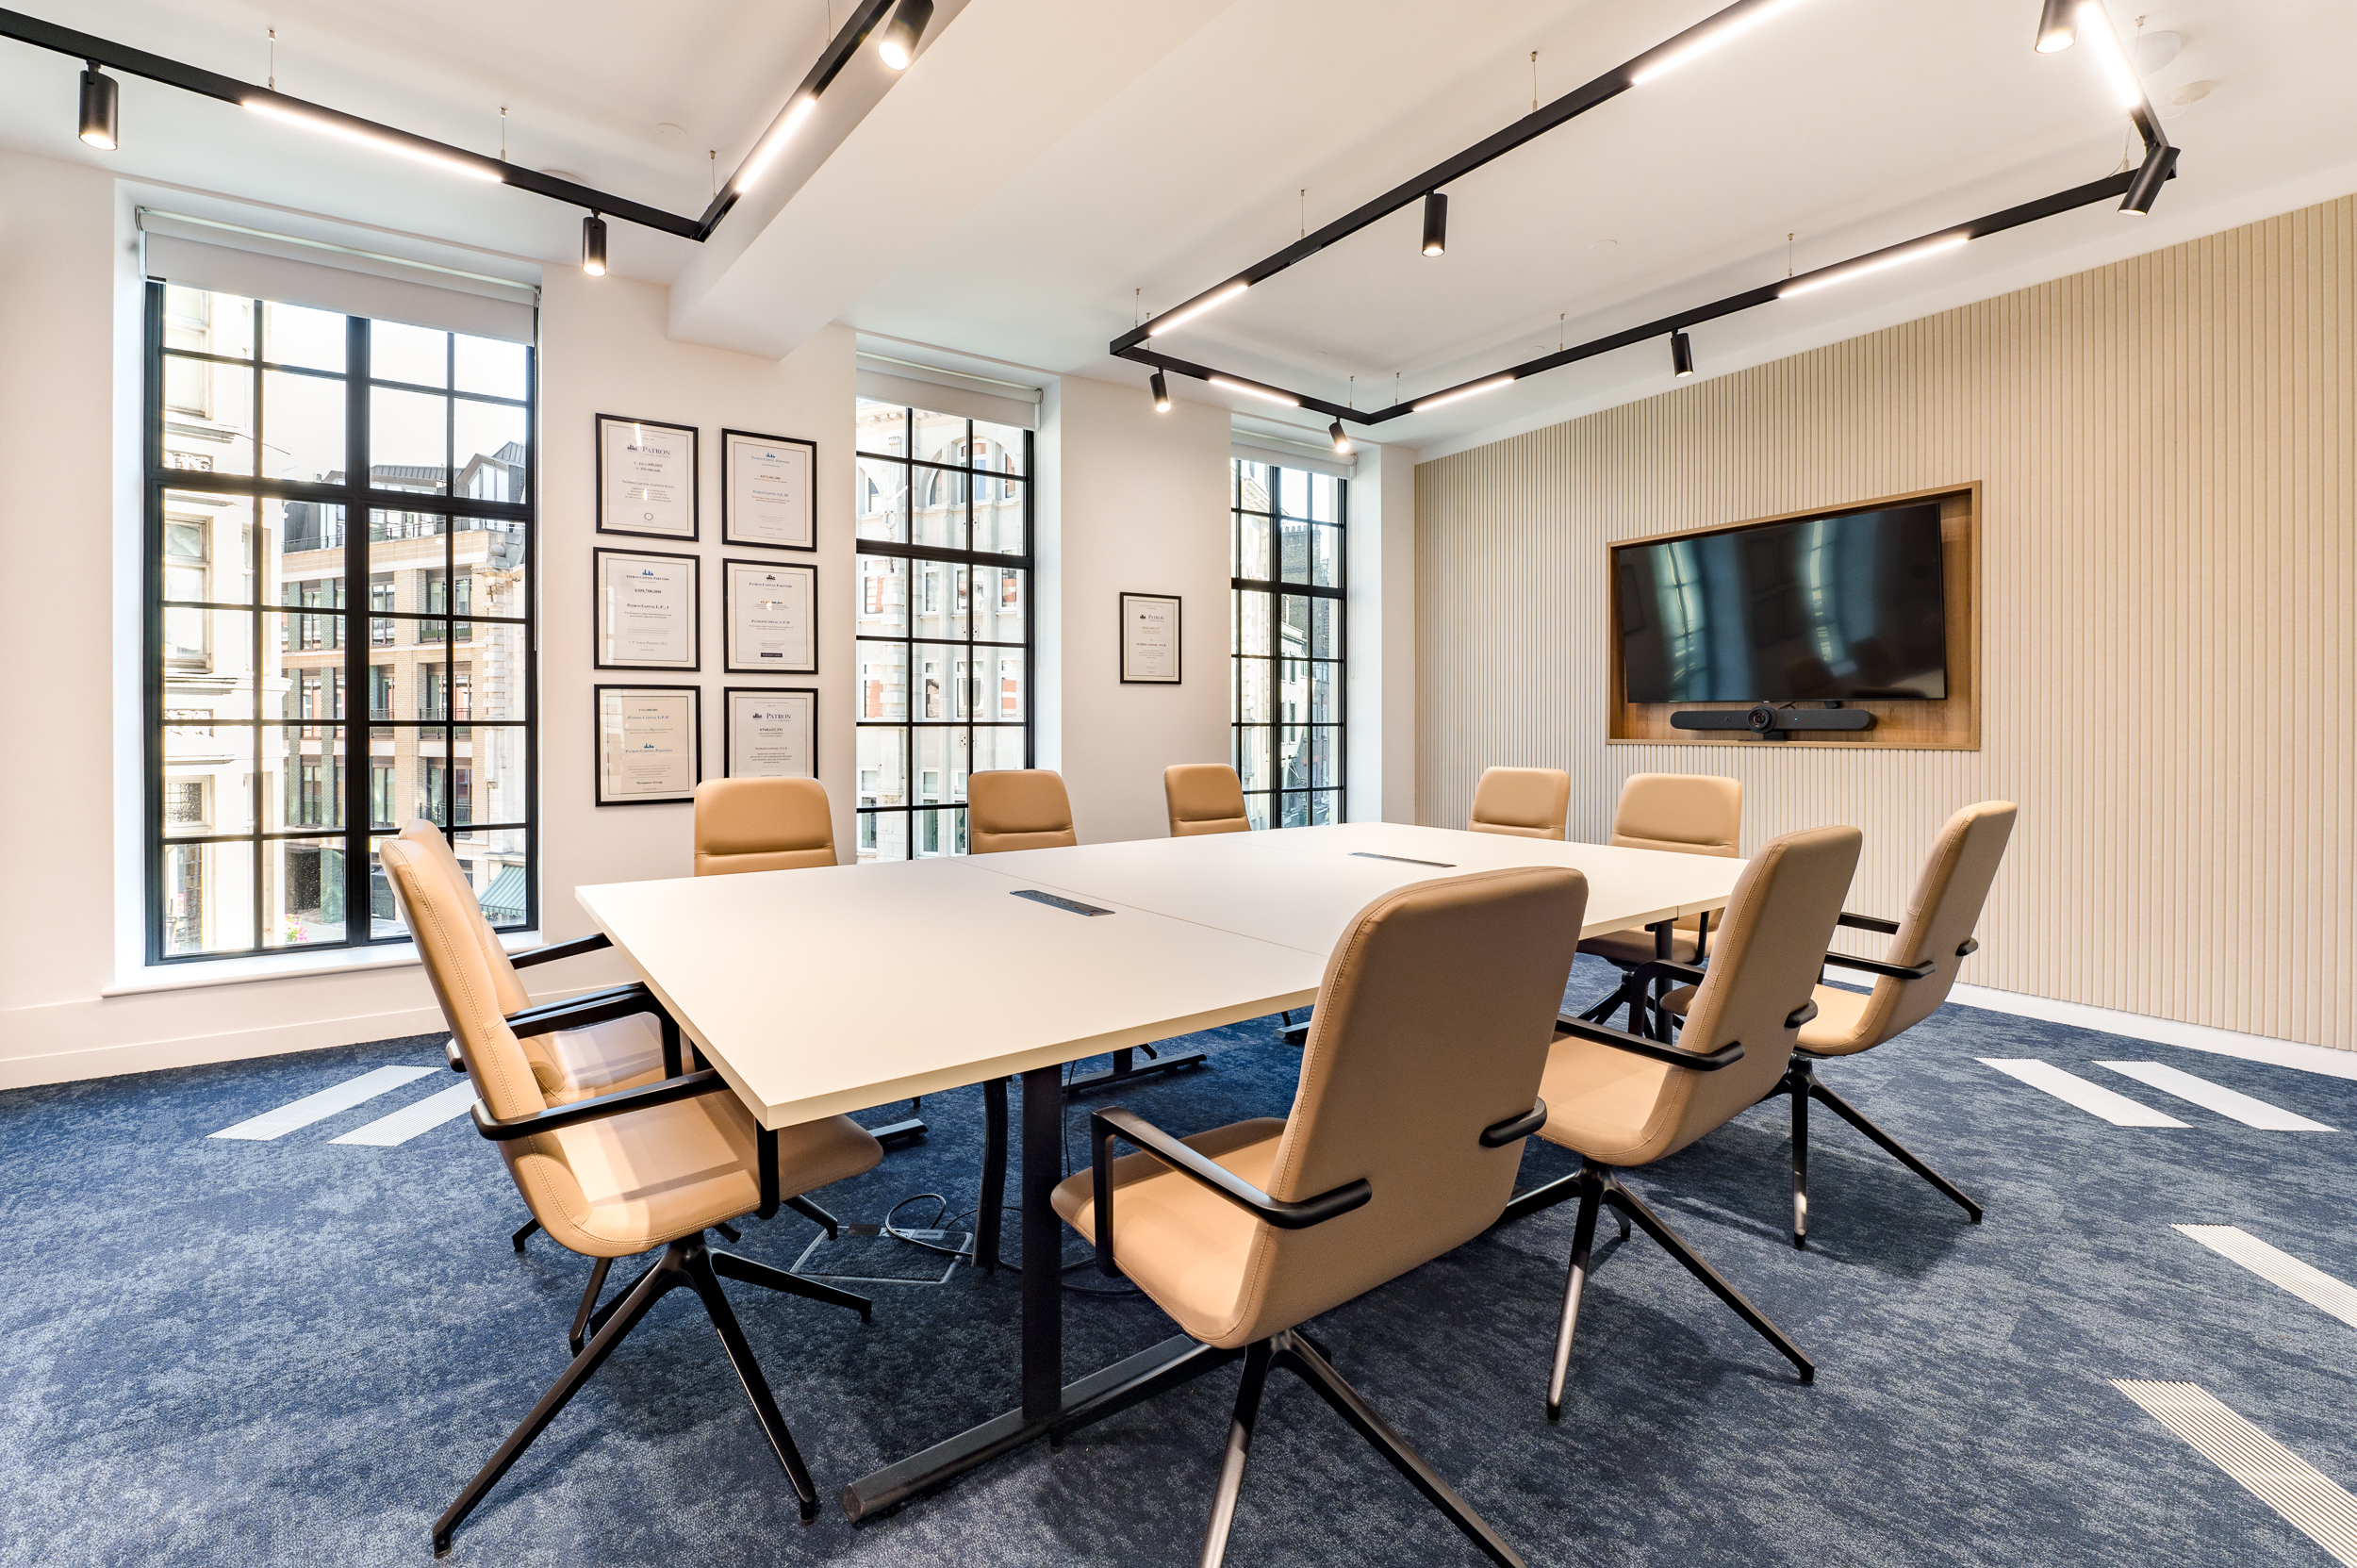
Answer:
597, 414, 699, 540
1119, 591, 1182, 684
724, 687, 817, 778
594, 548, 700, 671
595, 685, 700, 806
722, 428, 816, 551
724, 558, 817, 675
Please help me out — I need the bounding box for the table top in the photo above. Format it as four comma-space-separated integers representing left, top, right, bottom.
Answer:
575, 823, 1744, 1131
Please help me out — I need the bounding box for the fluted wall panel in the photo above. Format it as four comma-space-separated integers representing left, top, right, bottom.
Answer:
1417, 195, 2357, 1048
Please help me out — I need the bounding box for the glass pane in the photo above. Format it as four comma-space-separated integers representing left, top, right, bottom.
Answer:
267, 837, 347, 949
974, 475, 1024, 554
915, 649, 963, 720
1310, 788, 1340, 825
986, 649, 1027, 722
268, 494, 347, 606
857, 553, 909, 636
855, 399, 907, 456
263, 725, 346, 832
913, 807, 966, 858
1238, 658, 1271, 723
1311, 524, 1342, 588
857, 724, 908, 810
974, 725, 1027, 771
451, 826, 531, 925
262, 369, 347, 486
264, 301, 345, 372
1237, 460, 1270, 514
161, 837, 257, 956
1277, 658, 1309, 724
971, 419, 1026, 476
912, 561, 969, 640
862, 809, 908, 863
1235, 588, 1270, 657
1279, 790, 1310, 828
271, 614, 345, 718
856, 456, 909, 543
160, 604, 255, 695
372, 321, 448, 388
455, 519, 528, 617
910, 465, 964, 549
1244, 794, 1270, 832
412, 728, 462, 825
857, 642, 908, 720
454, 400, 528, 503
370, 512, 449, 652
1236, 726, 1270, 794
462, 623, 528, 719
1279, 518, 1309, 584
1236, 511, 1270, 581
1277, 467, 1310, 519
1311, 661, 1340, 724
914, 407, 964, 467
162, 491, 253, 605
367, 836, 408, 937
1279, 596, 1310, 660
1310, 597, 1337, 659
454, 334, 528, 400
1277, 725, 1310, 790
371, 385, 449, 491
1309, 471, 1339, 523
464, 726, 529, 826
161, 724, 254, 837
1310, 726, 1342, 788
161, 359, 254, 477
976, 564, 1025, 643
914, 726, 971, 807
163, 286, 253, 360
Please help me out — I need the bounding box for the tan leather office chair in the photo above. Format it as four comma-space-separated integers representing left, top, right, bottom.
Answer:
1467, 766, 1571, 839
383, 836, 882, 1553
693, 776, 837, 873
966, 768, 1078, 853
1510, 824, 1860, 1413
1758, 801, 2016, 1247
1165, 763, 1251, 836
1574, 772, 1742, 1032
1055, 867, 1584, 1567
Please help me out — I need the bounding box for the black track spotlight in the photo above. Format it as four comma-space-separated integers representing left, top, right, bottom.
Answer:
582, 213, 608, 276
78, 61, 119, 150
2120, 142, 2179, 215
2033, 0, 2078, 53
1329, 420, 1352, 455
1421, 191, 1448, 256
1671, 329, 1695, 378
1150, 370, 1171, 412
878, 0, 934, 70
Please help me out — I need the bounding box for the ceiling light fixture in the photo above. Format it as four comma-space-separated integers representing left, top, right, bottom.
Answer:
2034, 0, 2078, 52
1630, 0, 1814, 86
1421, 192, 1448, 256
77, 61, 118, 149
1778, 233, 1969, 298
1150, 370, 1171, 412
2119, 141, 2180, 214
1329, 420, 1352, 454
1146, 280, 1249, 336
1412, 375, 1514, 413
242, 98, 502, 181
2075, 2, 2143, 111
1671, 330, 1695, 377
735, 94, 819, 192
1210, 375, 1298, 407
582, 213, 608, 275
877, 0, 932, 70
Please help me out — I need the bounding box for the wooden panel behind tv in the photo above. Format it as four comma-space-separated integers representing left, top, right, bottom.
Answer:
1607, 482, 1980, 751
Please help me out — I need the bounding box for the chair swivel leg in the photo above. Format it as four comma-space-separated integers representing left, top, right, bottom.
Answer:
510, 1217, 542, 1253
1200, 1340, 1275, 1568
1604, 1172, 1813, 1382
569, 1257, 613, 1355
787, 1195, 841, 1239
1805, 1065, 1983, 1224
681, 1242, 823, 1522
710, 1246, 873, 1322
1547, 1165, 1607, 1423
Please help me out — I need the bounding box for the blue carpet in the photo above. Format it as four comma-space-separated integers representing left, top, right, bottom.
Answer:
6, 959, 2357, 1566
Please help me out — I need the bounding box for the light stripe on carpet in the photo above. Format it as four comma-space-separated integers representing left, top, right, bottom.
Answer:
2099, 1063, 2333, 1131
207, 1065, 437, 1140
1977, 1059, 2187, 1127
2113, 1381, 2357, 1564
330, 1082, 481, 1147
2175, 1226, 2357, 1329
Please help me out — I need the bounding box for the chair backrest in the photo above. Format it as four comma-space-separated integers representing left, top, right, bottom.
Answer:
1649, 825, 1861, 1157
1840, 801, 2018, 1044
1609, 773, 1741, 856
1468, 767, 1571, 840
1221, 867, 1588, 1345
694, 777, 837, 875
1165, 763, 1250, 837
967, 769, 1078, 853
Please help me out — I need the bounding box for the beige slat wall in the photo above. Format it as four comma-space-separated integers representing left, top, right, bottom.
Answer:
1417, 194, 2354, 1049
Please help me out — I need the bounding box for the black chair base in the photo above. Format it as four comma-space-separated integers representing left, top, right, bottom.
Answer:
1200, 1329, 1525, 1568
1063, 1043, 1209, 1097
436, 1230, 869, 1556
1780, 1056, 1983, 1248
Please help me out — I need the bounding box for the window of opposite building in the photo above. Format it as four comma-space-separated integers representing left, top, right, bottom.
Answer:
851, 400, 1032, 859
1232, 459, 1345, 828
144, 284, 536, 962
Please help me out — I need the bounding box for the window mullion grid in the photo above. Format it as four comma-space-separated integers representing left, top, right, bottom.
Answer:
342, 311, 372, 945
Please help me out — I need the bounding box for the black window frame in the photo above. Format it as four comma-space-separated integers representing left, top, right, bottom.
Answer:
141, 282, 538, 964
1232, 458, 1346, 829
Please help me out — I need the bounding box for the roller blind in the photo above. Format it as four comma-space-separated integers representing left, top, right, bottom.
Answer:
140, 211, 538, 344
856, 355, 1039, 429
1230, 431, 1356, 480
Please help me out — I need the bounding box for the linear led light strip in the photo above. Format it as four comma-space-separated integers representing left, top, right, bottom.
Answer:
243, 98, 501, 181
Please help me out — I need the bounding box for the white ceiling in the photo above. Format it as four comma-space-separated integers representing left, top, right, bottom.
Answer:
4, 0, 2350, 453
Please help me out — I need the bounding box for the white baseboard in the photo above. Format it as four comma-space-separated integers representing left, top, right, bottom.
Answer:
1949, 983, 2357, 1081
0, 1004, 453, 1091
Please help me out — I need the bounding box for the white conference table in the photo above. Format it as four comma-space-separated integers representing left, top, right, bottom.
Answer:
573, 820, 1744, 1518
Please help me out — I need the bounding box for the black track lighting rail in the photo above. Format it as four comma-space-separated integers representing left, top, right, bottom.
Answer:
0, 0, 898, 243
1117, 0, 2181, 428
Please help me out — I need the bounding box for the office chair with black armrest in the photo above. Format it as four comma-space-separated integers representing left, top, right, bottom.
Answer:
1574, 772, 1741, 1034
1507, 824, 1860, 1414
381, 837, 882, 1553
1052, 865, 1585, 1567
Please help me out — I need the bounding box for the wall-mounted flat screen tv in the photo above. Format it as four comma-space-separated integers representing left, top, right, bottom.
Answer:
1616, 503, 1949, 703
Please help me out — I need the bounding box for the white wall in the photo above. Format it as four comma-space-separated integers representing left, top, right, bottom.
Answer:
1345, 442, 1417, 825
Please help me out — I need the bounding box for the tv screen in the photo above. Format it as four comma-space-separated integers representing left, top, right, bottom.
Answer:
1616, 504, 1949, 703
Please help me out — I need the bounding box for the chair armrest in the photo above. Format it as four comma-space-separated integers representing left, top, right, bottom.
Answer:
507, 932, 613, 970
470, 1067, 730, 1142
444, 1037, 467, 1072
1955, 935, 1980, 958
1553, 1015, 1744, 1071
1089, 1107, 1372, 1278
1631, 958, 1707, 991
1823, 951, 1937, 982
1480, 1099, 1548, 1147
1838, 911, 1902, 935
503, 982, 661, 1036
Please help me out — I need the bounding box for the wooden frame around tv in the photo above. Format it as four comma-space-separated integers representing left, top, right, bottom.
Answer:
1607, 481, 1980, 751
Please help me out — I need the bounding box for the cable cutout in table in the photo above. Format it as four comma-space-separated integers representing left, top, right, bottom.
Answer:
1349, 851, 1457, 868
1011, 889, 1115, 916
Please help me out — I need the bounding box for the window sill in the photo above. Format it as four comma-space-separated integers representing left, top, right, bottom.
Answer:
104, 932, 544, 998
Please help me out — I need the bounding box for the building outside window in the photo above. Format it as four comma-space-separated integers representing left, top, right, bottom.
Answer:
144, 285, 535, 960
851, 399, 1031, 859
1231, 458, 1345, 828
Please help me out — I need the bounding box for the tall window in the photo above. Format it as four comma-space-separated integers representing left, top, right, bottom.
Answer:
145, 284, 536, 962
852, 400, 1032, 859
1231, 459, 1345, 828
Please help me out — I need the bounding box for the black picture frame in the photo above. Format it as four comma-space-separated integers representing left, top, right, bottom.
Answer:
723, 558, 818, 675
593, 547, 701, 671
595, 413, 700, 541
1118, 591, 1182, 684
723, 686, 819, 779
594, 685, 701, 807
720, 427, 817, 552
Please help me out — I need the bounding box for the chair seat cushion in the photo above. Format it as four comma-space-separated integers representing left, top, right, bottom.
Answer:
1659, 981, 1874, 1056
1537, 1037, 1680, 1167
1050, 1118, 1286, 1345
1577, 924, 1703, 967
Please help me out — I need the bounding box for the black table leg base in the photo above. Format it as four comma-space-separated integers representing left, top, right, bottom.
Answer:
871, 1116, 928, 1147
1063, 1046, 1210, 1096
